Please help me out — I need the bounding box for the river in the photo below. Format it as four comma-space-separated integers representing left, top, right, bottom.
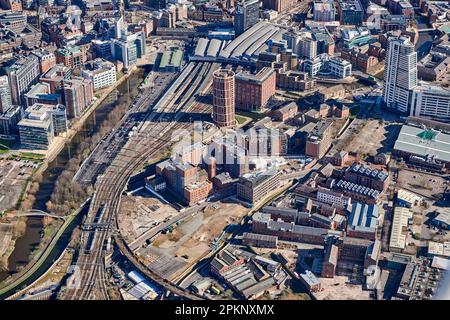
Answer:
0, 68, 147, 284
415, 15, 437, 60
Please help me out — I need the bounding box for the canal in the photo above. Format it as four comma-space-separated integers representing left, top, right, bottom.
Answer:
0, 68, 147, 285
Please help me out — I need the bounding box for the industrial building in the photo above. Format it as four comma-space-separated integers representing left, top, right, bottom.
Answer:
389, 206, 413, 252
158, 48, 184, 72
347, 202, 380, 240
393, 125, 450, 168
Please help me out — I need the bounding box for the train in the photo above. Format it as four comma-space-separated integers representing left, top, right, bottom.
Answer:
84, 231, 96, 255
93, 204, 105, 224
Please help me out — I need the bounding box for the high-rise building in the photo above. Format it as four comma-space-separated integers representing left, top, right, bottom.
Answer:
81, 59, 116, 91
0, 105, 22, 136
145, 0, 167, 9
32, 49, 57, 74
234, 0, 260, 36
213, 69, 236, 128
382, 36, 417, 113
63, 76, 94, 118
18, 103, 67, 149
0, 0, 22, 11
111, 32, 146, 69
0, 76, 12, 113
6, 55, 41, 106
283, 32, 317, 59
55, 46, 86, 69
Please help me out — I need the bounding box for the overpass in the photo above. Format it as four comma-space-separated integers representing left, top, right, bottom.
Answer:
15, 210, 67, 220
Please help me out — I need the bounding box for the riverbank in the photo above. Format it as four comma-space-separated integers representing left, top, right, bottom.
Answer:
0, 68, 140, 285
0, 201, 88, 299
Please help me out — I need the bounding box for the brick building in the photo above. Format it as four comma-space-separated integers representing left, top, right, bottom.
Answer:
235, 67, 276, 111
32, 49, 56, 74
305, 120, 333, 159
262, 0, 296, 12
343, 162, 389, 191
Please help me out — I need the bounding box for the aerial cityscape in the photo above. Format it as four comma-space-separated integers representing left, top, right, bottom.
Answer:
0, 0, 449, 303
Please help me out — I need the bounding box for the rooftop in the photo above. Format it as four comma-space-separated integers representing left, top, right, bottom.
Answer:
389, 207, 413, 250
348, 202, 379, 233
394, 125, 450, 163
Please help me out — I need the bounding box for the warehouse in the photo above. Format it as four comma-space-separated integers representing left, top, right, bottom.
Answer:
393, 125, 450, 168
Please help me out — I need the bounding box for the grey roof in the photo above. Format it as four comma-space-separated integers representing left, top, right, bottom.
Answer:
206, 39, 223, 57
243, 232, 278, 242
194, 38, 209, 57
394, 125, 450, 163
240, 277, 275, 298
348, 163, 388, 181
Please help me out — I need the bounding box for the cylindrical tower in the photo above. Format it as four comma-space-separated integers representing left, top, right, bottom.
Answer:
213, 69, 235, 128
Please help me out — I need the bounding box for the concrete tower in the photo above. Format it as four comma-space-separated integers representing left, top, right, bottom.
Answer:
382, 36, 417, 114
213, 69, 235, 128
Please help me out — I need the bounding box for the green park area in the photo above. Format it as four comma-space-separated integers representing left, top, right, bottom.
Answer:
235, 114, 251, 125
0, 144, 9, 154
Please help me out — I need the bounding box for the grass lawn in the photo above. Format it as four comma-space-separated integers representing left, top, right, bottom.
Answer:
235, 114, 251, 125
0, 143, 9, 154
18, 152, 45, 161
235, 111, 265, 122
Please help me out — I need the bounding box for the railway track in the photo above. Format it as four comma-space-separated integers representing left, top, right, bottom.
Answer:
64, 62, 216, 300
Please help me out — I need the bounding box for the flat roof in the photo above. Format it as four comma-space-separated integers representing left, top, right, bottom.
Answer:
394, 125, 450, 163
389, 207, 413, 250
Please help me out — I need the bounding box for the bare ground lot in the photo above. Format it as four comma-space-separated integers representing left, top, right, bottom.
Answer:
117, 193, 178, 243
153, 202, 247, 263
334, 120, 400, 157
313, 276, 371, 300
0, 159, 35, 212
397, 169, 447, 199
137, 202, 248, 280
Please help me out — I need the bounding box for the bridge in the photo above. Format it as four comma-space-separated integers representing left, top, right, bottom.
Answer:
417, 28, 436, 32
15, 210, 67, 220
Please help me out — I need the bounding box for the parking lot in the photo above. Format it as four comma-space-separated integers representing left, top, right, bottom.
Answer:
0, 158, 37, 212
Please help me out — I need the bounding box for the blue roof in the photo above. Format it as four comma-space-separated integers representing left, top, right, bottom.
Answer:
348, 202, 379, 232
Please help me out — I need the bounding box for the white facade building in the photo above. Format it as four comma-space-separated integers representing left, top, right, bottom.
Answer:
317, 187, 351, 208
81, 59, 117, 91
383, 36, 418, 114
410, 84, 450, 122
328, 56, 352, 78
283, 31, 317, 59
0, 76, 12, 113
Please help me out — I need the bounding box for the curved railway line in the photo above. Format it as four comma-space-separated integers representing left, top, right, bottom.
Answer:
64, 62, 216, 300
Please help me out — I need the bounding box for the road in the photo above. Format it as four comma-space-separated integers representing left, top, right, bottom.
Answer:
63, 62, 217, 300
